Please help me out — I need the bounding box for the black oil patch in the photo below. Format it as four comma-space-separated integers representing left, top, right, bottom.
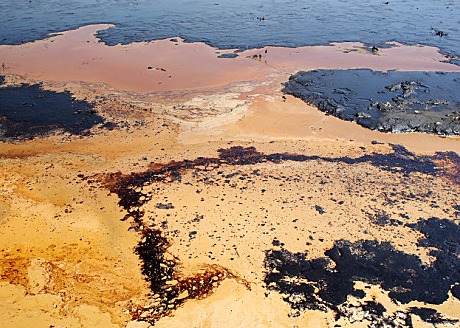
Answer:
265, 239, 459, 307
408, 217, 460, 255
217, 53, 239, 59
409, 307, 459, 325
0, 82, 104, 140
283, 69, 460, 135
336, 301, 413, 326
264, 225, 460, 323
335, 303, 459, 327
452, 284, 460, 300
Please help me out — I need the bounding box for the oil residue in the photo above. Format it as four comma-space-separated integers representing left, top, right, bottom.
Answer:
283, 70, 460, 136
129, 227, 249, 323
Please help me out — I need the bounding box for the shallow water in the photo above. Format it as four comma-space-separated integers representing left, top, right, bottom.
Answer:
1, 0, 458, 55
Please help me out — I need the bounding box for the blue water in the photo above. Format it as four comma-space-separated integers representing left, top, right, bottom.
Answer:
0, 0, 458, 55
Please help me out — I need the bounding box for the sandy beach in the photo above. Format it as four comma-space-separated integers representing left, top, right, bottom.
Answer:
0, 25, 459, 327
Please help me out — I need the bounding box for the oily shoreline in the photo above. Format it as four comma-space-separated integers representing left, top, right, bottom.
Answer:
0, 78, 106, 140
0, 25, 459, 328
0, 25, 459, 152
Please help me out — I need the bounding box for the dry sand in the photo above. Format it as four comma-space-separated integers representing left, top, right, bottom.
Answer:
0, 25, 459, 327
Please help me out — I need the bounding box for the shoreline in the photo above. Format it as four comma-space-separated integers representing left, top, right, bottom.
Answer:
0, 24, 459, 328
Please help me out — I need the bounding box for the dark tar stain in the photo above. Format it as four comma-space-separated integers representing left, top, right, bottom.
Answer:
263, 218, 460, 325
130, 227, 249, 323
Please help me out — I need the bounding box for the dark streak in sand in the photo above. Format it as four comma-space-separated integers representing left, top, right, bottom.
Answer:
130, 228, 249, 323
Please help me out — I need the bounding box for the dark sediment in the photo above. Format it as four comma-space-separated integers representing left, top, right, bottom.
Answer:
0, 82, 104, 140
263, 218, 460, 325
283, 69, 460, 136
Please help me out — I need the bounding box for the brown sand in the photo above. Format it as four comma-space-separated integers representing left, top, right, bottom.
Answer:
0, 25, 459, 327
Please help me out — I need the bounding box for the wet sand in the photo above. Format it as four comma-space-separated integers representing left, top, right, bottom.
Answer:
0, 25, 459, 328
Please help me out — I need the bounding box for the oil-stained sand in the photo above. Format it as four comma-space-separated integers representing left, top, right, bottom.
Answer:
0, 25, 459, 328
99, 145, 459, 326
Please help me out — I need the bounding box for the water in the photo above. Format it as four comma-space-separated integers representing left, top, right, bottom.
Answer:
0, 0, 458, 55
